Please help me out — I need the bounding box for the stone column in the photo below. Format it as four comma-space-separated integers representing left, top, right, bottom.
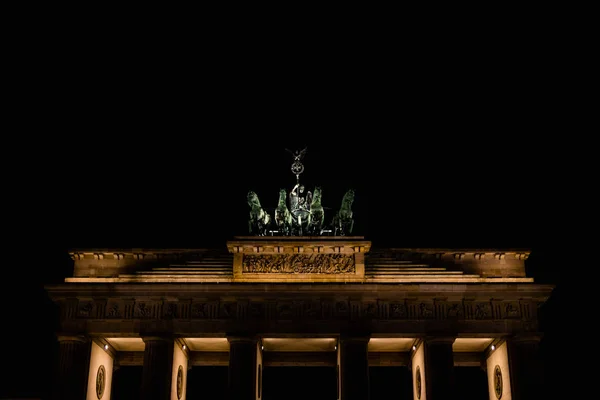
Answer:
86, 340, 115, 400
227, 336, 260, 400
52, 335, 92, 400
423, 336, 456, 400
141, 336, 174, 400
256, 340, 264, 400
171, 340, 189, 400
507, 335, 543, 400
339, 336, 370, 400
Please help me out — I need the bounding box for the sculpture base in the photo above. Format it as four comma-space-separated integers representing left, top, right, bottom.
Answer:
227, 236, 371, 282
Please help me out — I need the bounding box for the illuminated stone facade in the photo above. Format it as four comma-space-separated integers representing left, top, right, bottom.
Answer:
46, 236, 552, 400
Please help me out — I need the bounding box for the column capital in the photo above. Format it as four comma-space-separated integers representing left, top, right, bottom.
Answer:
339, 335, 371, 344
509, 333, 543, 344
56, 335, 89, 343
423, 335, 456, 345
227, 335, 259, 344
142, 336, 174, 343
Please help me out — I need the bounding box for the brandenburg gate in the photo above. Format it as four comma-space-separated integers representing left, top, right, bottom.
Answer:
46, 150, 553, 400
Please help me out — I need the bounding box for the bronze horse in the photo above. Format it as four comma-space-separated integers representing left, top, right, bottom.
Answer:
307, 186, 324, 235
332, 189, 354, 236
247, 191, 271, 236
274, 189, 293, 236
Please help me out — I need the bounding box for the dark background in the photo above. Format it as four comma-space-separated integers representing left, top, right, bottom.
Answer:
5, 138, 567, 399
3, 13, 572, 398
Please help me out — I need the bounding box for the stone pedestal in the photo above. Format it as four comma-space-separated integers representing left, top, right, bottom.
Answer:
508, 335, 543, 400
52, 335, 92, 400
141, 337, 174, 400
424, 336, 456, 400
339, 336, 370, 400
227, 336, 260, 400
227, 237, 371, 283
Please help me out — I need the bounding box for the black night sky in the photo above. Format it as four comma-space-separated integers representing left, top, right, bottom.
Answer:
5, 136, 569, 399
3, 20, 573, 398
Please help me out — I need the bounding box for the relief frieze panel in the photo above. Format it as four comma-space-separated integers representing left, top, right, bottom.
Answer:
418, 302, 434, 319
446, 302, 464, 319
105, 301, 122, 319
134, 302, 160, 319
276, 301, 295, 319
191, 301, 219, 319
302, 300, 321, 319
64, 297, 538, 326
77, 301, 94, 318
362, 302, 378, 319
468, 301, 492, 320
389, 302, 407, 319
242, 253, 355, 274
504, 302, 522, 319
163, 303, 178, 319
191, 302, 207, 319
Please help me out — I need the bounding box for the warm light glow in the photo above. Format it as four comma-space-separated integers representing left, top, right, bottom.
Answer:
104, 344, 109, 350
184, 337, 229, 352
182, 345, 186, 350
369, 338, 415, 352
453, 338, 494, 352
106, 337, 145, 351
412, 345, 416, 351
262, 338, 337, 352
491, 345, 496, 351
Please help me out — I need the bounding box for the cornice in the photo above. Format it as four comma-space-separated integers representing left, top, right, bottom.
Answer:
45, 282, 555, 300
67, 247, 530, 260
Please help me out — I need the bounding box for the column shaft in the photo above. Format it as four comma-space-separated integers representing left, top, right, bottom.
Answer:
424, 337, 456, 400
339, 336, 370, 400
227, 336, 258, 400
52, 336, 91, 400
508, 336, 543, 400
141, 337, 174, 400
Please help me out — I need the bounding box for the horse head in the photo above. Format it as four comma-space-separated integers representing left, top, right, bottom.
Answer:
278, 189, 287, 206
247, 191, 261, 208
311, 187, 322, 205
342, 189, 354, 208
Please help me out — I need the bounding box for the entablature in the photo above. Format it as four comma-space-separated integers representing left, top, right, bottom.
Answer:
65, 241, 532, 282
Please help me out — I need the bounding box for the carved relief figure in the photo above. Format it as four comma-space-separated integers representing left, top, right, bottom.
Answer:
96, 365, 106, 399
243, 253, 355, 274
176, 365, 184, 399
